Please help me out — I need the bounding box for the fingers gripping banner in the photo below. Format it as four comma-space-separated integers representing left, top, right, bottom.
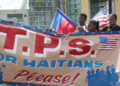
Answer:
0, 20, 120, 86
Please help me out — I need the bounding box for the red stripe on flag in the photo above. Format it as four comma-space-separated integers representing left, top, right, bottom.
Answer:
99, 20, 109, 23
56, 19, 76, 34
96, 16, 109, 19
99, 24, 109, 28
99, 36, 119, 51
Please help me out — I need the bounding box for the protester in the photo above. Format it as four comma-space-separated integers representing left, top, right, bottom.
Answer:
101, 14, 120, 31
79, 20, 99, 32
88, 20, 99, 32
77, 13, 88, 32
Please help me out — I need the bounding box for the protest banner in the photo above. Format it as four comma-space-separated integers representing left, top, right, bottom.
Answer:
0, 20, 120, 86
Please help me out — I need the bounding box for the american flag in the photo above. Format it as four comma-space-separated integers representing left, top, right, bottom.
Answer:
99, 36, 119, 50
93, 4, 109, 29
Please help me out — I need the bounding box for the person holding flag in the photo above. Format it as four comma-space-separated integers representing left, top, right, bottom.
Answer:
101, 14, 120, 31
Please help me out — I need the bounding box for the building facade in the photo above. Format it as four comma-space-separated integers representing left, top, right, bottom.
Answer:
0, 10, 29, 25
29, 0, 120, 30
29, 0, 81, 30
115, 0, 120, 25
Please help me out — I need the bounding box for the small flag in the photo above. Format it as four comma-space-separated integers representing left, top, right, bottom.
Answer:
93, 4, 109, 29
99, 36, 119, 50
50, 9, 78, 34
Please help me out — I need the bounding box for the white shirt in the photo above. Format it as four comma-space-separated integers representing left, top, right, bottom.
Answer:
76, 25, 88, 32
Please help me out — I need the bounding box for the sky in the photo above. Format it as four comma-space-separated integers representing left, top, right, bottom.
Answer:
0, 0, 28, 9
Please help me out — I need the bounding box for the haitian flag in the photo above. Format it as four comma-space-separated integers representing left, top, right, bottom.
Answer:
50, 9, 78, 34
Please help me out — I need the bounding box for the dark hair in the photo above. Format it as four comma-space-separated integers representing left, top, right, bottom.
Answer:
89, 20, 99, 31
109, 14, 117, 20
80, 13, 87, 20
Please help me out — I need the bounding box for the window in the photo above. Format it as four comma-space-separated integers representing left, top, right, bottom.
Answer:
67, 0, 81, 24
7, 14, 23, 23
29, 0, 81, 30
29, 0, 55, 29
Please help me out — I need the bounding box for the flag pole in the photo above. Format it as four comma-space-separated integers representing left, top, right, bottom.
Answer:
106, 0, 109, 15
107, 0, 112, 14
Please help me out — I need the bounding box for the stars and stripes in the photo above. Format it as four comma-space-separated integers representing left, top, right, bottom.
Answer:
99, 36, 119, 50
93, 4, 109, 29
